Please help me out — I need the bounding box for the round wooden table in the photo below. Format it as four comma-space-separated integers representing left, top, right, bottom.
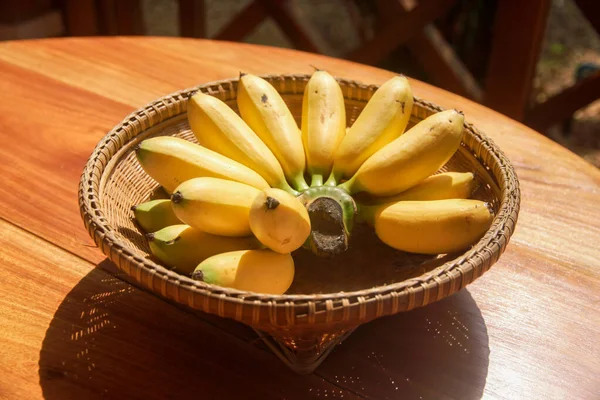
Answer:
0, 37, 598, 400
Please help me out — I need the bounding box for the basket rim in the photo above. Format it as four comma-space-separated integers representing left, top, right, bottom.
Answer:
78, 73, 520, 306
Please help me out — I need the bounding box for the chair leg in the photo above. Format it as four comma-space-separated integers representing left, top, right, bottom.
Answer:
484, 0, 551, 121
213, 1, 266, 42
573, 0, 600, 34
114, 0, 144, 35
179, 0, 205, 38
525, 72, 600, 132
383, 0, 483, 101
63, 0, 99, 36
346, 0, 458, 65
258, 0, 321, 53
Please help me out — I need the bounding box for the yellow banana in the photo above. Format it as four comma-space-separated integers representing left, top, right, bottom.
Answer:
132, 199, 181, 233
147, 225, 261, 275
192, 249, 295, 294
249, 188, 311, 254
301, 70, 346, 187
237, 73, 309, 191
362, 199, 493, 254
171, 177, 260, 237
356, 172, 476, 206
187, 92, 297, 194
339, 110, 464, 196
326, 75, 413, 184
136, 136, 269, 193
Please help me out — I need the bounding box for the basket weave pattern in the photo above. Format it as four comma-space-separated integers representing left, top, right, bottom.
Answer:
79, 74, 520, 373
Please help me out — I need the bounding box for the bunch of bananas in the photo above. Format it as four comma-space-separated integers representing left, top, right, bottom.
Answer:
131, 71, 493, 295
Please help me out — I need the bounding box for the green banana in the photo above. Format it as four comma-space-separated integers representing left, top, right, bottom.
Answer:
147, 224, 262, 275
132, 199, 180, 233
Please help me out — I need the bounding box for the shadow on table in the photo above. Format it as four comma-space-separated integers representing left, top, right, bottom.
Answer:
38, 261, 332, 400
38, 260, 489, 400
318, 289, 490, 400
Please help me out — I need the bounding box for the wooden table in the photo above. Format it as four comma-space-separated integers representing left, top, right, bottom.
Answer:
0, 37, 598, 400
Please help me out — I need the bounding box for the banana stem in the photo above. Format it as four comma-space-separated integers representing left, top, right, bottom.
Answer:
310, 174, 323, 187
297, 186, 357, 257
337, 178, 355, 194
278, 180, 300, 196
323, 172, 337, 187
291, 175, 310, 192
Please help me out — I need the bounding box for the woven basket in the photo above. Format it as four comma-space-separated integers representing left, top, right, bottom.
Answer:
79, 74, 520, 374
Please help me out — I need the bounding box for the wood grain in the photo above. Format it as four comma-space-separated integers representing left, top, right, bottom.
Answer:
0, 37, 599, 399
0, 219, 360, 400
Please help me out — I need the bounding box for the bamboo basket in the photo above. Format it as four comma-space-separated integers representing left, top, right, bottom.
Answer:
78, 74, 520, 374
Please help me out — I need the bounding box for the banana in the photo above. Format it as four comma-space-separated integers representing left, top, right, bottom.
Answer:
131, 199, 180, 233
325, 75, 413, 185
361, 199, 493, 254
147, 225, 261, 275
192, 249, 295, 294
187, 92, 297, 194
237, 73, 309, 191
249, 188, 311, 254
135, 136, 269, 193
356, 171, 476, 206
171, 177, 260, 237
339, 110, 464, 196
301, 70, 346, 187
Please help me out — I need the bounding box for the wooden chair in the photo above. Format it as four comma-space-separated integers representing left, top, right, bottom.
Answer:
60, 0, 599, 134
348, 0, 483, 102
60, 0, 478, 97
348, 0, 599, 133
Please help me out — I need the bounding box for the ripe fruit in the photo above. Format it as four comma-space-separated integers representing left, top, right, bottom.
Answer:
130, 71, 492, 290
249, 188, 311, 254
361, 199, 493, 254
187, 92, 297, 194
301, 70, 346, 187
357, 171, 476, 206
237, 73, 309, 191
339, 109, 464, 196
326, 75, 413, 184
135, 136, 269, 193
147, 225, 262, 275
132, 199, 180, 233
193, 249, 295, 294
171, 177, 260, 237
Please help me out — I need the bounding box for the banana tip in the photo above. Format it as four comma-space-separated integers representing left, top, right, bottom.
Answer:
192, 270, 204, 281
265, 196, 280, 210
130, 205, 137, 211
145, 232, 155, 241
484, 202, 495, 217
171, 191, 184, 204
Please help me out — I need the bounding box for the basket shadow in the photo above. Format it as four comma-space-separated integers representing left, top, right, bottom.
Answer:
318, 289, 490, 400
290, 223, 461, 294
37, 262, 345, 400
